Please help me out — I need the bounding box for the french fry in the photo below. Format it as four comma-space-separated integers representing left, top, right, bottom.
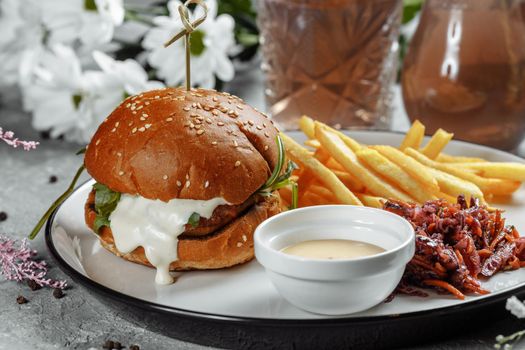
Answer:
420, 129, 454, 159
302, 191, 329, 207
332, 170, 366, 192
453, 162, 525, 182
405, 148, 521, 195
356, 148, 437, 203
304, 139, 321, 149
356, 193, 386, 209
299, 115, 316, 139
278, 186, 293, 204
281, 133, 363, 206
313, 121, 362, 152
436, 153, 487, 163
371, 145, 440, 194
309, 184, 339, 202
314, 147, 331, 163
315, 126, 415, 203
400, 120, 425, 151
325, 158, 345, 171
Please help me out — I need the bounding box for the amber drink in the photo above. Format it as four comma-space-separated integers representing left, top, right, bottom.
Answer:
258, 0, 403, 130
402, 0, 525, 150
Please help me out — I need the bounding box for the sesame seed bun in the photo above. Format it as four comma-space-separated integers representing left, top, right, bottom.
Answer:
85, 189, 281, 270
84, 87, 279, 204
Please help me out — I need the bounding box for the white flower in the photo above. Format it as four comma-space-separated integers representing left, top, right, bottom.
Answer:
506, 296, 525, 319
41, 0, 124, 49
92, 51, 165, 95
20, 45, 162, 143
0, 0, 45, 86
142, 0, 235, 88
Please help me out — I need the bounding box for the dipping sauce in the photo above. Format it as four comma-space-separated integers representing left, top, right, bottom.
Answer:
281, 239, 385, 260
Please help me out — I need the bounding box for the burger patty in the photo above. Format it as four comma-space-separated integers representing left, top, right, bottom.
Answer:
87, 189, 255, 237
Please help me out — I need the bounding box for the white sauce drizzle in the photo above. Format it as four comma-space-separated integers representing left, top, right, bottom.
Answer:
109, 194, 228, 284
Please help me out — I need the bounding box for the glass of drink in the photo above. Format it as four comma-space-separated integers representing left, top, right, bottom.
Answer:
402, 0, 525, 150
257, 0, 403, 130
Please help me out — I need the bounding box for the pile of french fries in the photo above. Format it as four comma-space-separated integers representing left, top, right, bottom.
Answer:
278, 117, 525, 209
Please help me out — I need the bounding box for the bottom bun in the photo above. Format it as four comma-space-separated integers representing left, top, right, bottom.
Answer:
85, 190, 281, 271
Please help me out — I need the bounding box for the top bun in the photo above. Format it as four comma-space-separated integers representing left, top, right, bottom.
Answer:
84, 87, 279, 204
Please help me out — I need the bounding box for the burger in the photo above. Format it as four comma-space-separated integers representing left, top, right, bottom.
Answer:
83, 87, 284, 284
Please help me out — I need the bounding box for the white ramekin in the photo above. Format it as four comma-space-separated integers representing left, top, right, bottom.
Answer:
254, 205, 415, 315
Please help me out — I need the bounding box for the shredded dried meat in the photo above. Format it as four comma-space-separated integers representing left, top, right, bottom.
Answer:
383, 195, 524, 299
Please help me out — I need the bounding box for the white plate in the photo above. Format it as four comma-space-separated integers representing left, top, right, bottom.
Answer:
46, 131, 525, 321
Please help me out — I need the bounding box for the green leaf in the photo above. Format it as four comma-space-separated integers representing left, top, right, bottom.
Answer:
72, 94, 82, 109
84, 0, 97, 11
92, 183, 121, 233
93, 215, 110, 233
188, 212, 200, 228
402, 0, 424, 24
76, 147, 86, 155
190, 29, 206, 56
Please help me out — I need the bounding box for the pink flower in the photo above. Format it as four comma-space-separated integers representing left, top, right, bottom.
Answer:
0, 127, 39, 151
0, 236, 67, 289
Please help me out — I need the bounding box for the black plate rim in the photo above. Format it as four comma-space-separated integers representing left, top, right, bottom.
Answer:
45, 130, 525, 327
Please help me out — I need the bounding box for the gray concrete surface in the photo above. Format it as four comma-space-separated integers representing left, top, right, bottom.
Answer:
1, 70, 525, 350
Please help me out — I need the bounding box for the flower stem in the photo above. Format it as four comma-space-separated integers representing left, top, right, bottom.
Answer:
29, 165, 85, 240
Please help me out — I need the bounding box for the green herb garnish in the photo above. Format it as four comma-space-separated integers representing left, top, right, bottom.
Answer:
29, 165, 86, 239
258, 135, 299, 210
92, 183, 121, 234
188, 212, 201, 228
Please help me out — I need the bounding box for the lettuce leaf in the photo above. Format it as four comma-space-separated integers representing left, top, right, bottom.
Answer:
92, 183, 121, 234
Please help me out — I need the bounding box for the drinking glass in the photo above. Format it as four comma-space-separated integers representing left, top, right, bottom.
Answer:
257, 0, 403, 130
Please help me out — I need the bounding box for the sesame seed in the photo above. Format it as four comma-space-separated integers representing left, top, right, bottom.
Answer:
194, 120, 202, 125
176, 180, 182, 187
126, 103, 131, 108
204, 181, 209, 188
264, 145, 269, 150
190, 122, 195, 128
233, 140, 238, 147
155, 95, 160, 99
111, 128, 116, 132
217, 122, 224, 126
228, 110, 234, 115
166, 117, 173, 122
242, 235, 247, 242
263, 123, 267, 127
136, 105, 143, 110
197, 129, 205, 135
185, 180, 190, 188
145, 124, 151, 129
197, 103, 202, 109
212, 97, 218, 102
132, 127, 137, 133
264, 132, 270, 138
132, 111, 137, 115
145, 101, 150, 105
118, 171, 124, 176
115, 122, 120, 127
206, 118, 212, 124
163, 175, 168, 180
256, 125, 263, 130
131, 96, 138, 100
236, 242, 242, 248
186, 174, 189, 179
140, 117, 146, 121
203, 106, 211, 111
139, 127, 146, 132
235, 161, 241, 167
248, 120, 254, 126
95, 139, 100, 145
196, 116, 204, 121
117, 152, 122, 157
212, 110, 219, 116
194, 124, 202, 129
212, 141, 218, 145
192, 103, 197, 108
237, 105, 244, 110
183, 107, 190, 112
131, 105, 136, 111
143, 113, 149, 118
128, 121, 133, 126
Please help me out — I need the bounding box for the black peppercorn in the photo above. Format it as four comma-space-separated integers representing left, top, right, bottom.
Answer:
113, 341, 122, 349
27, 280, 41, 291
49, 175, 58, 184
130, 345, 140, 350
52, 288, 64, 299
16, 295, 28, 304
0, 211, 7, 222
103, 340, 114, 349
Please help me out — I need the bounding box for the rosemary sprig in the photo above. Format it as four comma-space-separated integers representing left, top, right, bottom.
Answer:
29, 165, 85, 240
258, 135, 299, 209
